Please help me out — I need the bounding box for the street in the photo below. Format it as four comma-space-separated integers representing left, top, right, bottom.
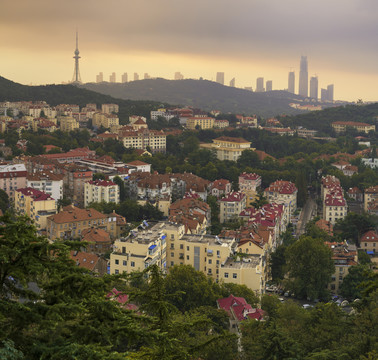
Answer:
295, 196, 317, 237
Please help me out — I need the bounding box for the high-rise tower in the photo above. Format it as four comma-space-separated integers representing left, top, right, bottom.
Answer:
310, 76, 318, 100
216, 72, 224, 85
298, 56, 308, 97
72, 31, 82, 84
288, 71, 295, 93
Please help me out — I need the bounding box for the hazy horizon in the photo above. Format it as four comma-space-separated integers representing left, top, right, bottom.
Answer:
1, 0, 378, 102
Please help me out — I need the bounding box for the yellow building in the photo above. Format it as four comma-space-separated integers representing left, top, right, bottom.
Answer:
110, 221, 236, 284
364, 186, 378, 212
219, 255, 265, 295
186, 117, 215, 130
93, 112, 120, 128
58, 116, 79, 132
15, 187, 57, 230
200, 136, 252, 161
46, 205, 116, 241
332, 121, 375, 134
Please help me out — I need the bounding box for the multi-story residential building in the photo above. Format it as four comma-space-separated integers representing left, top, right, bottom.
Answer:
347, 187, 363, 202
209, 179, 232, 198
46, 205, 115, 241
84, 180, 120, 207
58, 116, 79, 132
111, 221, 173, 274
326, 241, 358, 294
332, 121, 375, 134
186, 117, 215, 130
220, 191, 247, 223
63, 165, 93, 206
0, 163, 27, 200
110, 221, 236, 283
119, 128, 166, 153
321, 175, 347, 225
264, 180, 297, 217
15, 187, 57, 230
150, 109, 175, 121
92, 112, 119, 128
364, 186, 378, 212
200, 136, 252, 161
102, 104, 119, 114
239, 172, 262, 207
27, 171, 64, 202
214, 119, 229, 129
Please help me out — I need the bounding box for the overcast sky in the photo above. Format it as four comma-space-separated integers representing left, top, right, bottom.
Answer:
1, 0, 377, 101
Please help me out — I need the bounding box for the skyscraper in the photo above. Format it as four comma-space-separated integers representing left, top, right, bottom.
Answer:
256, 77, 264, 92
122, 73, 128, 83
229, 78, 235, 87
298, 56, 308, 97
144, 73, 150, 79
216, 72, 224, 85
96, 72, 103, 83
288, 71, 295, 93
327, 84, 334, 102
109, 72, 116, 83
174, 72, 184, 80
266, 80, 272, 92
72, 31, 81, 84
309, 76, 318, 100
134, 73, 139, 81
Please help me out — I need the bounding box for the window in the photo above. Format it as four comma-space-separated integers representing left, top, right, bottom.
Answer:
123, 260, 127, 266
115, 269, 119, 274
115, 259, 119, 265
131, 261, 135, 267
233, 273, 237, 279
186, 255, 189, 260
180, 244, 184, 249
171, 261, 174, 266
170, 244, 174, 249
224, 273, 229, 278
187, 246, 190, 251
208, 259, 212, 264
216, 260, 219, 265
171, 252, 174, 257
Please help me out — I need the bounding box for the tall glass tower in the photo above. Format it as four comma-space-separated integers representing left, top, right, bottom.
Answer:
298, 56, 308, 97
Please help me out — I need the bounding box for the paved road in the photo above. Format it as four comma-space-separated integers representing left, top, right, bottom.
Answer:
295, 197, 317, 237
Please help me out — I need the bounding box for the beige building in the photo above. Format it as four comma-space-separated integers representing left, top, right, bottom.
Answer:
15, 187, 57, 230
219, 255, 265, 295
332, 121, 375, 134
264, 180, 297, 217
110, 221, 236, 283
46, 205, 116, 241
120, 128, 166, 153
58, 116, 79, 132
92, 112, 119, 128
360, 230, 378, 255
0, 163, 27, 200
186, 117, 215, 130
364, 186, 378, 212
219, 191, 247, 223
102, 104, 119, 114
84, 180, 120, 207
200, 136, 252, 161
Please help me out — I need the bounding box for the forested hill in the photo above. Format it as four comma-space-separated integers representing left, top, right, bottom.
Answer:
280, 102, 378, 134
0, 76, 170, 121
82, 78, 309, 117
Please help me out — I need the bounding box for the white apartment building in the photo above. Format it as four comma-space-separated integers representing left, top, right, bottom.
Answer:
84, 180, 120, 207
220, 191, 247, 223
27, 171, 64, 201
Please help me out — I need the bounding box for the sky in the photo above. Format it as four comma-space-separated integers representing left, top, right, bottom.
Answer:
1, 0, 378, 102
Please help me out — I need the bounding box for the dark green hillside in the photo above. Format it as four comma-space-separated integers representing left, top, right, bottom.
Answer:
82, 78, 311, 117
0, 76, 170, 122
280, 102, 378, 134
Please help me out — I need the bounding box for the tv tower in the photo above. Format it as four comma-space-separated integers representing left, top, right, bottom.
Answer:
72, 30, 82, 84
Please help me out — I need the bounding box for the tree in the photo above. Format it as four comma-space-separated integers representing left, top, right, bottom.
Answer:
270, 245, 287, 282
339, 265, 373, 300
237, 149, 260, 169
165, 265, 221, 312
285, 236, 335, 300
251, 191, 268, 209
112, 176, 126, 202
0, 189, 9, 213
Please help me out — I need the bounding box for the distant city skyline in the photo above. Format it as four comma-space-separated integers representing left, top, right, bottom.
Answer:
1, 0, 378, 102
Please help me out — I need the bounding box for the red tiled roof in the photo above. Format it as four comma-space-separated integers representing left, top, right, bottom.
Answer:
69, 251, 99, 271
88, 180, 116, 187
16, 187, 54, 201
360, 230, 378, 243
221, 191, 246, 203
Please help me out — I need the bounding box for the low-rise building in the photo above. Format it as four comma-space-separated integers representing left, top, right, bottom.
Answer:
364, 186, 378, 212
81, 227, 112, 255
209, 179, 232, 198
200, 136, 252, 161
84, 180, 120, 207
46, 205, 115, 241
360, 230, 378, 255
332, 121, 375, 134
69, 251, 108, 276
186, 117, 215, 130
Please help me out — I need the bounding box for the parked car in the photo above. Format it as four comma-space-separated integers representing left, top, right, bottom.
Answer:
302, 304, 313, 309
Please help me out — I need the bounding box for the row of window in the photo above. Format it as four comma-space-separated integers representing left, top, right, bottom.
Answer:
224, 273, 238, 279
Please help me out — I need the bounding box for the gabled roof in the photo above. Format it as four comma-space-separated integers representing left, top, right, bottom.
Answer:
360, 230, 378, 243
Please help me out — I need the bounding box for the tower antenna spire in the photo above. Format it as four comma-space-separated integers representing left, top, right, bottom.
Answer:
72, 29, 82, 84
